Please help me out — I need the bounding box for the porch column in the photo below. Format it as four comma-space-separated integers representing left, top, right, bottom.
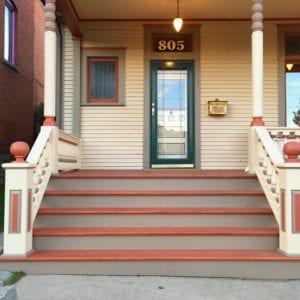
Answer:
43, 0, 57, 126
251, 0, 265, 126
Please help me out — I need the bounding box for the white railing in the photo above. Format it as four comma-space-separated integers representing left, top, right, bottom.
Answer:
58, 129, 81, 171
2, 126, 81, 256
249, 125, 300, 256
253, 127, 284, 224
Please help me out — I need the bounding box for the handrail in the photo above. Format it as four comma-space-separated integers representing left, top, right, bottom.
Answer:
253, 127, 283, 224
2, 126, 81, 256
250, 125, 300, 255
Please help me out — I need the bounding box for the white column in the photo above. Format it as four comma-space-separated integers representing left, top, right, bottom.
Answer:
251, 0, 265, 126
43, 0, 57, 126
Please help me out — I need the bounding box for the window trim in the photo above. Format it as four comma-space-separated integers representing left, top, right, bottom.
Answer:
81, 48, 126, 106
3, 0, 16, 66
87, 57, 119, 104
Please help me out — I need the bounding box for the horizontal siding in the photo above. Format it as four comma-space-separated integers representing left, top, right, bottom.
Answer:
62, 27, 74, 133
80, 23, 144, 169
200, 22, 278, 169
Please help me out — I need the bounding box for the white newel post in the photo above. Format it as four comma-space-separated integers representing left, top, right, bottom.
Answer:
43, 0, 57, 126
248, 0, 265, 173
2, 143, 34, 256
278, 142, 300, 256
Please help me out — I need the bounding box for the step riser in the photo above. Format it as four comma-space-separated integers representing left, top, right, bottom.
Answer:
47, 178, 261, 191
33, 236, 278, 251
35, 214, 277, 228
41, 195, 269, 208
1, 260, 300, 279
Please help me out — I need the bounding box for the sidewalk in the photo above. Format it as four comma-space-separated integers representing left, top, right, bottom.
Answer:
14, 275, 300, 300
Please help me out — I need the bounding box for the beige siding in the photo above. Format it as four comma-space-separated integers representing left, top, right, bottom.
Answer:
62, 22, 280, 170
62, 27, 74, 133
200, 22, 278, 169
80, 23, 144, 169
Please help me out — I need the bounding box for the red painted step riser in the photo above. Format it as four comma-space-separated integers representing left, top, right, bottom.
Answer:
45, 190, 265, 197
0, 249, 299, 262
38, 207, 273, 215
33, 227, 279, 237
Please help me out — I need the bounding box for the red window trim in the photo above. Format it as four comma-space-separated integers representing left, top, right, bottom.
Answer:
87, 57, 119, 103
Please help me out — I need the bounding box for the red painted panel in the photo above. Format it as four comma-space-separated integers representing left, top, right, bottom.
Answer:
281, 190, 285, 232
27, 190, 32, 232
11, 192, 19, 233
294, 192, 300, 232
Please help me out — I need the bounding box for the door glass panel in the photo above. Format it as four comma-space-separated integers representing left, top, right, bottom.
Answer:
157, 70, 188, 159
286, 66, 300, 127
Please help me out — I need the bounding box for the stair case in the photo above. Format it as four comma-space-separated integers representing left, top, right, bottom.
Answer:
2, 170, 300, 278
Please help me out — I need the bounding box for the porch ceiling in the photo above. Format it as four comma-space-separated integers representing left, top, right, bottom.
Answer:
70, 0, 300, 21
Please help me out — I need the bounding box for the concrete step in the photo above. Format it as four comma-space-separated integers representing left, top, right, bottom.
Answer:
41, 193, 269, 208
33, 227, 279, 251
2, 250, 300, 278
35, 207, 277, 228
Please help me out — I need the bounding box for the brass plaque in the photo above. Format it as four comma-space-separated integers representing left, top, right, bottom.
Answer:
208, 99, 228, 116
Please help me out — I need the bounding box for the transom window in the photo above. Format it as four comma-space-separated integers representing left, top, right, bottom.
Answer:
3, 0, 16, 65
87, 57, 118, 103
285, 35, 300, 127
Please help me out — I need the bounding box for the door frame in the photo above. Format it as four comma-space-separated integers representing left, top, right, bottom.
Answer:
150, 60, 195, 167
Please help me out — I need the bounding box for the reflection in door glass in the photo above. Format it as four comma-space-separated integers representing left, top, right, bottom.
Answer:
286, 70, 300, 127
157, 70, 188, 159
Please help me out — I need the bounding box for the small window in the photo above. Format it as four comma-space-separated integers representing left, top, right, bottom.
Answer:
87, 57, 118, 103
3, 0, 16, 65
81, 48, 125, 106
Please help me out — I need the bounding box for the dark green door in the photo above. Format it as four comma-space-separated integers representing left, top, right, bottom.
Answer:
150, 60, 195, 167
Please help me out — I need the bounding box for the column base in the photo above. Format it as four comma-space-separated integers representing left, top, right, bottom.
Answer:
43, 117, 56, 126
250, 117, 265, 126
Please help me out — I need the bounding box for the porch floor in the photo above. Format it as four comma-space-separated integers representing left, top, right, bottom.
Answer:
53, 169, 255, 179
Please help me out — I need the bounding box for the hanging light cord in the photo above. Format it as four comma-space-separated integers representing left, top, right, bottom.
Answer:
177, 0, 180, 17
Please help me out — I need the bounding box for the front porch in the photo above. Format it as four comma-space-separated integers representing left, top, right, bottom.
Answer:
1, 0, 300, 277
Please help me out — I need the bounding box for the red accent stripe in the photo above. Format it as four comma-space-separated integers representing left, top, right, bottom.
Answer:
11, 193, 19, 232
281, 190, 286, 232
38, 207, 273, 215
33, 227, 279, 237
294, 193, 300, 232
52, 170, 257, 179
27, 190, 32, 232
45, 190, 264, 197
2, 249, 300, 262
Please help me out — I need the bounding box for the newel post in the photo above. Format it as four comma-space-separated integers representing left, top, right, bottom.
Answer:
248, 0, 265, 174
2, 142, 35, 256
278, 142, 300, 256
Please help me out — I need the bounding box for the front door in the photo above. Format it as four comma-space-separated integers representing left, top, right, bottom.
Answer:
150, 60, 194, 168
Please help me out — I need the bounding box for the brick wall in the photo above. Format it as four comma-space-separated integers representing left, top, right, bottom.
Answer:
0, 0, 44, 154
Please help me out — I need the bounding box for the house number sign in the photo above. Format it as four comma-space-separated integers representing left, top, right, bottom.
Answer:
152, 34, 193, 52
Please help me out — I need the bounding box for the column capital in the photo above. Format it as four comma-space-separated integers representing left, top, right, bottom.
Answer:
45, 0, 56, 32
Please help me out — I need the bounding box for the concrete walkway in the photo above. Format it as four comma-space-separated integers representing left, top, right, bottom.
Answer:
15, 275, 300, 300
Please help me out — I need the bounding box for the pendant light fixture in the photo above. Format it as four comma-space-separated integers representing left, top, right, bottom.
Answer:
173, 0, 183, 32
286, 63, 294, 71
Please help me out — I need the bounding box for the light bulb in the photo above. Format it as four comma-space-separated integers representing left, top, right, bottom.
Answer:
173, 17, 183, 32
286, 63, 294, 71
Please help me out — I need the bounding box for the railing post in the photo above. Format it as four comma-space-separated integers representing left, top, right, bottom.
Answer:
50, 126, 59, 174
2, 142, 35, 256
248, 127, 260, 174
278, 142, 300, 256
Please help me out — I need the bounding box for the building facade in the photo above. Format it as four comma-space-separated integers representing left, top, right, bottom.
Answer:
0, 0, 44, 155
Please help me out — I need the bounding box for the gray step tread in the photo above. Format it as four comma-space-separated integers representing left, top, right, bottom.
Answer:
0, 249, 298, 262
33, 226, 279, 236
38, 207, 273, 215
45, 190, 265, 196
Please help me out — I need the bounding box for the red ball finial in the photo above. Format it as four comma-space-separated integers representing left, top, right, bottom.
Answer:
10, 142, 30, 163
283, 142, 300, 163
